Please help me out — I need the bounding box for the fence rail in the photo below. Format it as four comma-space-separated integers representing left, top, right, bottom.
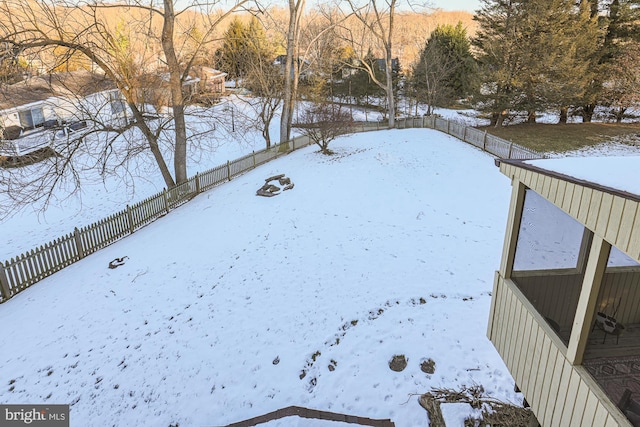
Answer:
0, 116, 544, 303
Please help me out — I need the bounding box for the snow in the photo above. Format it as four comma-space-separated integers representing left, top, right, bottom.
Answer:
441, 403, 481, 426
0, 128, 523, 426
525, 156, 640, 197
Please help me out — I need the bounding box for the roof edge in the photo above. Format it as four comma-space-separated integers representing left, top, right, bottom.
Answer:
498, 158, 640, 203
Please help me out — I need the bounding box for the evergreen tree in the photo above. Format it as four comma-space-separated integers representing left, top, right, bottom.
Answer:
218, 18, 248, 84
411, 22, 477, 114
473, 0, 600, 124
472, 0, 526, 126
582, 0, 640, 121
218, 17, 272, 87
348, 49, 385, 110
514, 0, 599, 123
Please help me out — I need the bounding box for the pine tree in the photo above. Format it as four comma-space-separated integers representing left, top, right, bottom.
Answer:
473, 0, 600, 124
411, 22, 477, 113
218, 18, 249, 85
580, 0, 640, 121
472, 0, 527, 126
515, 0, 599, 123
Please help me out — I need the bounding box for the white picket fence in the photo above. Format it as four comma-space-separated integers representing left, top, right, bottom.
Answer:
0, 116, 544, 302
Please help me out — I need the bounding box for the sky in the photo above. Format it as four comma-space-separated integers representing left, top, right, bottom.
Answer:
431, 0, 481, 12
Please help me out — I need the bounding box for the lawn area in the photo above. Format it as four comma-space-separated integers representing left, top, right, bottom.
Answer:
480, 122, 640, 154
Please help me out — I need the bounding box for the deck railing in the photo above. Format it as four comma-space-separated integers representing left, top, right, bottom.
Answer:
0, 116, 545, 303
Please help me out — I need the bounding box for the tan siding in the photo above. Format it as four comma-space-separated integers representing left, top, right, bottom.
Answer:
542, 175, 552, 199
618, 200, 638, 254
549, 178, 560, 205
494, 275, 509, 354
594, 405, 609, 426
597, 193, 614, 237
605, 197, 625, 244
628, 208, 640, 260
519, 315, 537, 396
586, 191, 604, 231
487, 271, 500, 338
505, 292, 523, 370
490, 277, 629, 427
606, 415, 619, 427
543, 355, 566, 426
531, 334, 551, 412
525, 169, 534, 186
571, 185, 585, 219
560, 370, 582, 426
580, 392, 599, 426
550, 359, 573, 427
530, 170, 541, 192
578, 188, 593, 225
555, 180, 567, 207
570, 381, 590, 427
562, 182, 575, 213
515, 313, 534, 391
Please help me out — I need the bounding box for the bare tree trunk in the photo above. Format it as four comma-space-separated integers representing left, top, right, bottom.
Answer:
341, 0, 397, 128
161, 0, 187, 184
280, 0, 305, 145
559, 106, 568, 124
384, 1, 396, 128
527, 110, 536, 123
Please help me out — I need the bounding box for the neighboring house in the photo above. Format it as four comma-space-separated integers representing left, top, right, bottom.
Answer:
193, 66, 226, 95
273, 55, 312, 80
488, 157, 640, 426
0, 71, 129, 156
373, 57, 399, 73
137, 68, 227, 108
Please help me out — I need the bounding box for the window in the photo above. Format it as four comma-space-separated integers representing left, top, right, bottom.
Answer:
18, 107, 45, 130
511, 189, 592, 346
109, 92, 126, 115
513, 190, 587, 271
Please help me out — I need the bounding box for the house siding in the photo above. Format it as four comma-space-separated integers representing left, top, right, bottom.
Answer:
491, 161, 640, 427
489, 274, 630, 426
499, 162, 640, 264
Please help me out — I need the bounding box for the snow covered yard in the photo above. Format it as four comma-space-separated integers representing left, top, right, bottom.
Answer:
0, 128, 520, 426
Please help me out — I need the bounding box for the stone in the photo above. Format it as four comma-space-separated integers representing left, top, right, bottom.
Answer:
389, 354, 407, 372
420, 358, 436, 374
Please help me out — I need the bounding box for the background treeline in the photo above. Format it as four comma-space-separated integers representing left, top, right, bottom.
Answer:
212, 0, 640, 125
1, 0, 639, 209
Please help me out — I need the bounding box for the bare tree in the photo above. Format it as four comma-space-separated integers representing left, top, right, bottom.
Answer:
239, 45, 283, 148
294, 103, 354, 155
337, 0, 398, 127
278, 0, 306, 145
0, 0, 251, 195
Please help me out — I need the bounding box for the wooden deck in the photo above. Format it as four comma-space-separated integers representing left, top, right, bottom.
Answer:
585, 323, 640, 360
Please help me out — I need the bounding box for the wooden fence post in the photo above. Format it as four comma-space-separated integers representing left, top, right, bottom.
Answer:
253, 151, 256, 168
74, 227, 85, 259
0, 262, 11, 301
293, 137, 296, 151
227, 160, 231, 181
163, 188, 170, 213
483, 130, 488, 151
446, 120, 450, 134
195, 173, 201, 194
463, 126, 467, 142
508, 142, 513, 159
126, 205, 135, 234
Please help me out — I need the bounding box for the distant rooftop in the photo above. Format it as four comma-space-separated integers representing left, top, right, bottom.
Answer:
0, 70, 115, 110
524, 156, 640, 198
